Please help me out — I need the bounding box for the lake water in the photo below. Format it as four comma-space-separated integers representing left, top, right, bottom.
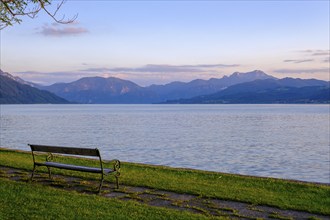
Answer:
0, 104, 329, 183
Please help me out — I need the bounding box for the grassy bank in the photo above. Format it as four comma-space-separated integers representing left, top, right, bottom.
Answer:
1, 148, 329, 216
0, 178, 220, 220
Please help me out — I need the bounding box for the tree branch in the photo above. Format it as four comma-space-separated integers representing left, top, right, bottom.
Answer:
0, 0, 77, 29
40, 0, 77, 24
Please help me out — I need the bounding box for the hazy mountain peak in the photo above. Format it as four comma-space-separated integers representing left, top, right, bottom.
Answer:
1, 69, 25, 83
0, 70, 70, 104
229, 70, 273, 79
0, 69, 39, 87
219, 70, 276, 86
253, 69, 265, 73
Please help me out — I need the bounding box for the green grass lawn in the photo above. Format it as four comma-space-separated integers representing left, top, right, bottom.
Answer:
1, 148, 329, 216
0, 178, 222, 220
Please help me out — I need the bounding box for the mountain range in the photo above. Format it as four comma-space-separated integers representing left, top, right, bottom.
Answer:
163, 78, 329, 104
0, 70, 70, 104
1, 69, 329, 104
39, 70, 280, 104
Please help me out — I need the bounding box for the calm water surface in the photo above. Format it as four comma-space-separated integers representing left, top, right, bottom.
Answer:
1, 104, 329, 183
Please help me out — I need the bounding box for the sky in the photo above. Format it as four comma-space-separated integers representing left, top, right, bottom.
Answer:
1, 0, 329, 86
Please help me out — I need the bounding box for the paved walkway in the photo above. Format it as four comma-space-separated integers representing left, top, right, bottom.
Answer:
1, 166, 329, 220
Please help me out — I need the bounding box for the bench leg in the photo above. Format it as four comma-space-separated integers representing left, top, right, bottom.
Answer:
115, 176, 119, 189
30, 164, 36, 181
98, 175, 104, 194
47, 167, 52, 179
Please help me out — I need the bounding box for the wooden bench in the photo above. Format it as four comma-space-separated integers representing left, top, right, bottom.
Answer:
29, 144, 120, 193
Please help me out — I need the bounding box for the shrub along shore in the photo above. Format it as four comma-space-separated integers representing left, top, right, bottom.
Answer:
0, 147, 329, 219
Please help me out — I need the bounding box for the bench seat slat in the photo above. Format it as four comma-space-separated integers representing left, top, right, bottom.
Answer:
35, 162, 114, 174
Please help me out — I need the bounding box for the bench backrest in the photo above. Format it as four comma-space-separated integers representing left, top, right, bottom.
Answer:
29, 144, 100, 157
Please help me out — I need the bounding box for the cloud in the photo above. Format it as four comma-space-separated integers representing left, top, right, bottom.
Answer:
38, 22, 88, 37
298, 49, 330, 56
273, 68, 329, 74
80, 63, 240, 73
312, 52, 330, 56
15, 63, 239, 86
81, 67, 114, 72
288, 49, 329, 64
16, 71, 92, 85
77, 64, 241, 86
15, 69, 220, 86
113, 65, 204, 73
323, 57, 330, 63
283, 59, 314, 64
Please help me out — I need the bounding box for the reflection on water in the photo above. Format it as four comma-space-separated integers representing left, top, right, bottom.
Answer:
1, 104, 329, 183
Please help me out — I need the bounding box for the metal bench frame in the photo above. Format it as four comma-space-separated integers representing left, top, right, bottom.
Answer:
29, 144, 120, 193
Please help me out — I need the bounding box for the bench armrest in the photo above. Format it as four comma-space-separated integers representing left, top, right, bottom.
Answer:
103, 159, 121, 175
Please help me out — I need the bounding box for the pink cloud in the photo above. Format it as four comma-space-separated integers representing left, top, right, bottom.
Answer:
39, 23, 89, 37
